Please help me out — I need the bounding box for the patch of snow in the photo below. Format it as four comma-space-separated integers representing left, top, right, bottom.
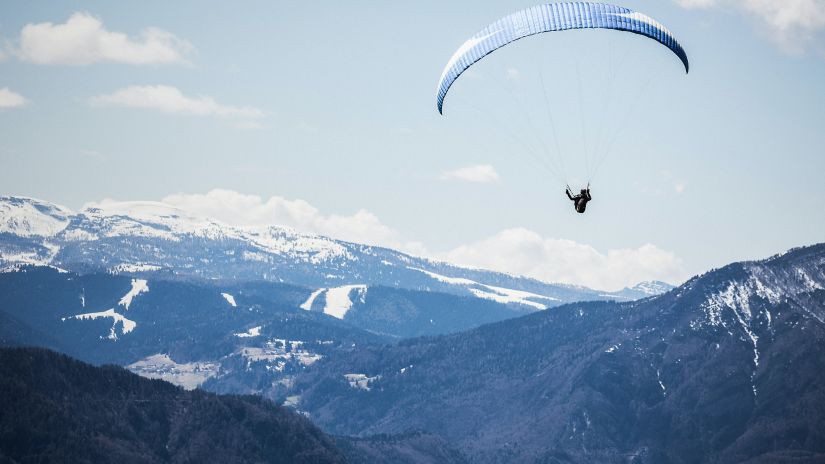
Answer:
234, 326, 261, 338
703, 282, 762, 395
344, 373, 381, 391
300, 288, 325, 311
240, 347, 285, 363
605, 343, 621, 353
77, 200, 245, 243
657, 369, 666, 395
323, 285, 367, 319
221, 292, 237, 307
749, 275, 781, 304
42, 241, 61, 261
247, 226, 353, 264
703, 282, 760, 367
238, 339, 323, 371
468, 285, 551, 310
408, 267, 555, 309
630, 281, 674, 296
50, 199, 360, 269
797, 268, 823, 291
61, 228, 99, 241
242, 250, 270, 262
109, 263, 162, 273
127, 354, 219, 390
295, 352, 322, 365
410, 267, 476, 285
64, 308, 136, 340
0, 251, 52, 267
0, 196, 71, 237
119, 279, 149, 310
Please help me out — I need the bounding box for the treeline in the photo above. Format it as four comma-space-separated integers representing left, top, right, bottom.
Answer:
0, 347, 346, 464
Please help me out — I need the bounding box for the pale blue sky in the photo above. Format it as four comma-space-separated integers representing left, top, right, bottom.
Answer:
1, 1, 823, 289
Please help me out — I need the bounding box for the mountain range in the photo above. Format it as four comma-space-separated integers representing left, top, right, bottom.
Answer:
2, 195, 824, 463
3, 244, 822, 462
289, 244, 825, 463
0, 195, 671, 309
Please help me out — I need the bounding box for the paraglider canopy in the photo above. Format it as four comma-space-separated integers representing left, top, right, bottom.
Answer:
436, 2, 689, 114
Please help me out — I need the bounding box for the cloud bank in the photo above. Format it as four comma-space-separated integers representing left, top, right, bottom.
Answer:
90, 85, 263, 119
0, 88, 27, 108
158, 189, 685, 290
438, 228, 686, 291
161, 189, 426, 255
440, 164, 500, 183
676, 0, 825, 53
13, 12, 192, 66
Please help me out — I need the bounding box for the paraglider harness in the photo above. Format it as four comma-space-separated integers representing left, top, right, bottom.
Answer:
566, 185, 591, 213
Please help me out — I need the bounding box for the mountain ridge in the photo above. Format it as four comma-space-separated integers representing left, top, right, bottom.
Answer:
288, 242, 825, 463
2, 194, 823, 462
0, 346, 347, 464
0, 195, 672, 307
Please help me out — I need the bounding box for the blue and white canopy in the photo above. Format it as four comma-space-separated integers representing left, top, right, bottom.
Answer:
436, 2, 689, 114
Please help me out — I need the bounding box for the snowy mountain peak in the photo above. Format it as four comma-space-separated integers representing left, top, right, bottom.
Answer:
76, 200, 232, 242
0, 196, 72, 237
693, 246, 825, 329
628, 280, 675, 296
82, 200, 194, 220
0, 195, 672, 307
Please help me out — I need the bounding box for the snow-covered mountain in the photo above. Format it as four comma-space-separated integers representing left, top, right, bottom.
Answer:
0, 196, 671, 308
2, 196, 822, 462
0, 197, 71, 237
290, 243, 825, 463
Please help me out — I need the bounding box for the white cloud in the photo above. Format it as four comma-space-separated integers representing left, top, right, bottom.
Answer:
140, 189, 685, 290
438, 228, 686, 291
161, 189, 427, 255
440, 164, 500, 183
675, 0, 825, 53
90, 85, 264, 119
0, 87, 27, 108
505, 67, 521, 80
14, 12, 191, 65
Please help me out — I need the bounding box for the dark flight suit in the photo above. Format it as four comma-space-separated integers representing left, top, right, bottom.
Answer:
566, 188, 592, 214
